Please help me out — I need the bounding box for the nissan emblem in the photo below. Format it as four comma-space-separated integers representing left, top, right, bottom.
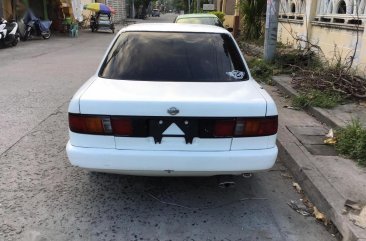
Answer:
167, 107, 179, 115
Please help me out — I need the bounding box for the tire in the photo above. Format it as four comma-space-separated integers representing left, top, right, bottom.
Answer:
112, 29, 115, 34
23, 31, 30, 41
91, 27, 94, 32
12, 37, 19, 46
42, 31, 51, 39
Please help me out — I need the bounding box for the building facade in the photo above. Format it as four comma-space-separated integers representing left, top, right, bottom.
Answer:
277, 0, 366, 71
215, 0, 240, 30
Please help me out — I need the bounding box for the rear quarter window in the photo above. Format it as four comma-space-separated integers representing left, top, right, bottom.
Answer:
99, 32, 248, 82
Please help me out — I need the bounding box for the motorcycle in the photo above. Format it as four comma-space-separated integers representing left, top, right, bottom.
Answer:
0, 18, 20, 47
22, 10, 52, 41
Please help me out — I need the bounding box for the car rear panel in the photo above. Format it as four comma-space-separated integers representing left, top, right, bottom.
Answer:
69, 78, 274, 151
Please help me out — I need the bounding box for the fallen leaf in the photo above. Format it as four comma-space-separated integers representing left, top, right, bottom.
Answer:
349, 206, 366, 229
302, 197, 314, 209
324, 129, 337, 145
313, 206, 326, 222
324, 138, 337, 145
293, 182, 302, 193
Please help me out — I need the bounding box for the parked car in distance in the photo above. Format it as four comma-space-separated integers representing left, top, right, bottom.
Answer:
90, 13, 115, 33
174, 13, 233, 32
152, 9, 160, 17
66, 23, 278, 176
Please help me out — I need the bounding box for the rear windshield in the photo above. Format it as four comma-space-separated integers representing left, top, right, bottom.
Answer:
176, 17, 217, 25
99, 32, 247, 82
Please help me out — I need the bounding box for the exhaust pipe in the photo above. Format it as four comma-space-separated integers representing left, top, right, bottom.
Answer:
217, 175, 235, 188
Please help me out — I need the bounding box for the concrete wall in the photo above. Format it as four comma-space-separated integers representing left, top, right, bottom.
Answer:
277, 0, 366, 73
106, 0, 126, 22
216, 0, 238, 28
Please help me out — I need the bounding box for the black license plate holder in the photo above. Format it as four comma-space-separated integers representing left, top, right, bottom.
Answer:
148, 118, 199, 144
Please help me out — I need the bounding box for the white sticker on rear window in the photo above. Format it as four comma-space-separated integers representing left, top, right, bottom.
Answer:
226, 70, 244, 79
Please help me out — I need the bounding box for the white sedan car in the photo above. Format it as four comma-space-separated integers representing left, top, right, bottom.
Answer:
66, 23, 278, 176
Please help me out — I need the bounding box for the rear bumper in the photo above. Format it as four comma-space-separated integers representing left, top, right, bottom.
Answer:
66, 142, 278, 176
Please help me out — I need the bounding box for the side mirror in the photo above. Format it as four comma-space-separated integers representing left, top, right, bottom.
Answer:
227, 27, 233, 32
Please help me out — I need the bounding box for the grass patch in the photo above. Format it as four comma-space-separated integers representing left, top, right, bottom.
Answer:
292, 89, 345, 109
247, 58, 274, 84
335, 120, 366, 166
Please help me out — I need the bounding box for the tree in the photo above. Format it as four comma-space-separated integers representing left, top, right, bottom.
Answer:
239, 0, 267, 40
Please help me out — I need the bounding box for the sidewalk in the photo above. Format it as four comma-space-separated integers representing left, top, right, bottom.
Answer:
273, 75, 366, 128
265, 77, 366, 241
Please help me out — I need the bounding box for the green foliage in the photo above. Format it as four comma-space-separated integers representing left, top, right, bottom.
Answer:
247, 58, 274, 84
209, 11, 225, 23
239, 0, 266, 40
335, 120, 366, 166
292, 89, 344, 109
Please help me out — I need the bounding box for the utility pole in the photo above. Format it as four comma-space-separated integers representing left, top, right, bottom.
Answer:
196, 0, 200, 12
263, 0, 280, 62
188, 0, 190, 13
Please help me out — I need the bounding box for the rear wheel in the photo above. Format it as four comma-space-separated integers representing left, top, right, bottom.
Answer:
12, 36, 19, 46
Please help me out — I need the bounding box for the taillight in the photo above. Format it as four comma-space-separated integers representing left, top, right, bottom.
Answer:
69, 113, 277, 138
213, 120, 236, 137
213, 116, 277, 137
69, 114, 105, 134
69, 114, 112, 134
234, 116, 278, 137
111, 118, 133, 136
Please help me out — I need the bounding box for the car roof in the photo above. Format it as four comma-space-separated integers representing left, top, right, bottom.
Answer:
176, 13, 218, 19
120, 23, 228, 34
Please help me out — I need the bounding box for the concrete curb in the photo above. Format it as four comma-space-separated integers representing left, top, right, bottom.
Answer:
272, 76, 340, 128
272, 75, 366, 240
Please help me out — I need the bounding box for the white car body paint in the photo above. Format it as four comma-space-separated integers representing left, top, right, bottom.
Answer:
66, 23, 278, 176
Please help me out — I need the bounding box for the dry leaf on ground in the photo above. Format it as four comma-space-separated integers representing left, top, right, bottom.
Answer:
349, 207, 366, 229
313, 206, 326, 222
324, 129, 337, 145
293, 182, 302, 193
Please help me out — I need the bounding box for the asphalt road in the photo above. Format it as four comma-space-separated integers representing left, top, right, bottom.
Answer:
0, 14, 337, 241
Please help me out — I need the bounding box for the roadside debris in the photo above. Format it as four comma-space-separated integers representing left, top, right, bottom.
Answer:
288, 200, 311, 216
313, 206, 327, 223
283, 105, 298, 110
349, 207, 366, 229
345, 199, 363, 211
288, 183, 331, 227
324, 128, 337, 145
292, 182, 302, 193
344, 200, 366, 229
